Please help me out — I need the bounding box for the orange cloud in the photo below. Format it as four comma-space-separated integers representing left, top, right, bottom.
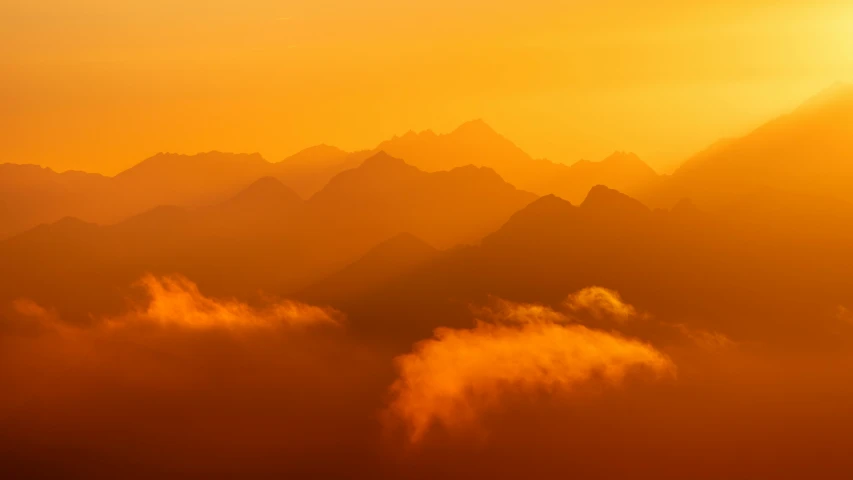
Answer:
0, 276, 373, 474
115, 274, 343, 329
12, 298, 60, 323
672, 323, 737, 351
471, 297, 570, 325
386, 296, 675, 444
564, 286, 640, 323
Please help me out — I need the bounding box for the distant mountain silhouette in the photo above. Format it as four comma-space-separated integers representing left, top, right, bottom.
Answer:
566, 152, 660, 201
0, 163, 109, 191
113, 151, 272, 206
0, 152, 276, 239
270, 146, 374, 198
279, 144, 350, 168
304, 152, 537, 253
1, 121, 658, 239
375, 119, 529, 174
302, 185, 853, 346
299, 232, 439, 304
581, 184, 651, 217
648, 83, 853, 207
4, 84, 850, 244
0, 164, 110, 239
0, 154, 536, 320
374, 121, 661, 203
273, 120, 660, 205
220, 176, 302, 210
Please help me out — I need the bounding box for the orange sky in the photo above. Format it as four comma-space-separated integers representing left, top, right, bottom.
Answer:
2, 0, 852, 174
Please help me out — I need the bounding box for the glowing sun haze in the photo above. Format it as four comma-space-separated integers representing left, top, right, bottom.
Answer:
2, 0, 851, 174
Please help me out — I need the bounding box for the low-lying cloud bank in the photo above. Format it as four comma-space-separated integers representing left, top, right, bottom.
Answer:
0, 275, 377, 476
9, 273, 344, 332
3, 280, 758, 475
386, 289, 676, 444
117, 273, 344, 329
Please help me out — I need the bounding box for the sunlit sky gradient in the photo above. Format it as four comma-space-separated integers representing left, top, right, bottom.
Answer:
2, 0, 852, 174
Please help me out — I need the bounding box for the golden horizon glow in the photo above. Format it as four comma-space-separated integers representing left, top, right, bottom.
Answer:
2, 0, 852, 175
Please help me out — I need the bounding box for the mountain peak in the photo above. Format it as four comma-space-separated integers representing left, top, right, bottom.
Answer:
148, 151, 266, 163
360, 151, 410, 170
117, 205, 190, 231
444, 164, 506, 183
0, 163, 54, 174
311, 151, 422, 202
581, 185, 650, 217
451, 119, 499, 138
297, 232, 439, 303
570, 152, 658, 181
225, 176, 302, 207
509, 194, 575, 222
281, 144, 348, 165
602, 151, 642, 165
304, 144, 346, 155
19, 216, 100, 241
116, 151, 270, 181
481, 194, 574, 247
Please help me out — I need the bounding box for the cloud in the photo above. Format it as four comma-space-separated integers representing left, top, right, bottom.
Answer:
564, 286, 640, 323
12, 298, 60, 323
386, 295, 675, 444
471, 297, 570, 325
115, 274, 343, 330
0, 275, 373, 474
672, 323, 736, 351
471, 286, 643, 327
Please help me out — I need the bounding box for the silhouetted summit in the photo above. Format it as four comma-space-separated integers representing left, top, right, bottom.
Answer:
434, 164, 507, 186
374, 120, 661, 204
0, 163, 108, 190
306, 154, 536, 250
581, 184, 651, 218
298, 232, 439, 304
0, 120, 661, 239
599, 151, 657, 175
312, 152, 422, 201
279, 144, 349, 168
115, 151, 268, 182
224, 176, 303, 207
508, 194, 575, 222
451, 118, 500, 138
272, 147, 373, 199
375, 120, 533, 173
358, 151, 412, 171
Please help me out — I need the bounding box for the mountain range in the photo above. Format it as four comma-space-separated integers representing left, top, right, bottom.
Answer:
5, 84, 853, 479
0, 122, 658, 239
298, 185, 853, 347
4, 84, 853, 342
6, 84, 853, 242
0, 153, 534, 320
